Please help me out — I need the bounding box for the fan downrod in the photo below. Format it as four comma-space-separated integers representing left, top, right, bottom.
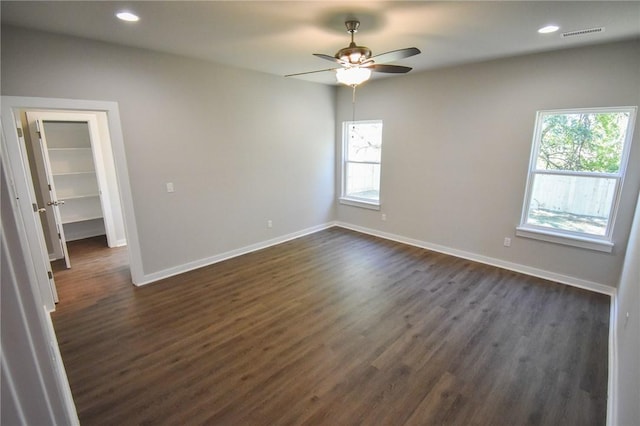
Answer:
336, 20, 371, 64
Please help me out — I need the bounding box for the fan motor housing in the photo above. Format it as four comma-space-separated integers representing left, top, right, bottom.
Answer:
336, 44, 372, 64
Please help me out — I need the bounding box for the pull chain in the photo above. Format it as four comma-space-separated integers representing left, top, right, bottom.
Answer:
352, 85, 357, 123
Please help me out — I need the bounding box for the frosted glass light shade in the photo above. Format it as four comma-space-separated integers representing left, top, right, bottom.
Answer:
336, 67, 372, 86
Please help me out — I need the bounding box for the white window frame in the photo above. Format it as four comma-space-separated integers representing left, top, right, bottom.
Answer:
516, 106, 637, 252
339, 120, 383, 210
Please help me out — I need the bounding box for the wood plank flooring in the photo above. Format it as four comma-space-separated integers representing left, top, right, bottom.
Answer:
51, 227, 610, 425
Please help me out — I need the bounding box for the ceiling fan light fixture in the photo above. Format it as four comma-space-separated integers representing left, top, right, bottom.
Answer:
336, 67, 372, 86
284, 20, 420, 81
349, 52, 361, 63
336, 44, 372, 65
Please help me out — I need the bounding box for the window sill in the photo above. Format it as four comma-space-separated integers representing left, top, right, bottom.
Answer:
515, 226, 614, 253
339, 197, 380, 211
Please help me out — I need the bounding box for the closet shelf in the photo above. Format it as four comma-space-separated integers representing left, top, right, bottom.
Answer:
52, 170, 96, 176
48, 147, 92, 152
61, 214, 103, 225
59, 193, 100, 201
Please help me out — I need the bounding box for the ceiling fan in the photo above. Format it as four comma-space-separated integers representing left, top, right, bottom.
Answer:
285, 20, 421, 86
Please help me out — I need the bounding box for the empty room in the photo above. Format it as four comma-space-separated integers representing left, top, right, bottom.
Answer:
1, 2, 639, 425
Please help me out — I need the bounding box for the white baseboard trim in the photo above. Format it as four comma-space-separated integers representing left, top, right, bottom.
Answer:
136, 222, 336, 286
43, 307, 80, 426
607, 292, 618, 426
111, 239, 127, 248
334, 221, 616, 296
138, 220, 616, 294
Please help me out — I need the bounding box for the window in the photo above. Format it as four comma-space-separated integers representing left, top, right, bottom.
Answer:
517, 107, 636, 252
340, 120, 383, 209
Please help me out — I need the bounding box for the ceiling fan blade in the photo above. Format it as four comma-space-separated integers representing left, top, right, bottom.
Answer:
284, 67, 338, 77
369, 47, 421, 64
313, 53, 345, 65
369, 64, 413, 74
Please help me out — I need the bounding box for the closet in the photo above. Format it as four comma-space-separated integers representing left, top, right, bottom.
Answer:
42, 121, 105, 240
25, 110, 126, 268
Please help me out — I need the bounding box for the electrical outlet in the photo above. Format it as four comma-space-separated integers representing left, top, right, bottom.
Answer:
166, 182, 175, 193
267, 220, 273, 228
503, 237, 511, 247
381, 214, 387, 221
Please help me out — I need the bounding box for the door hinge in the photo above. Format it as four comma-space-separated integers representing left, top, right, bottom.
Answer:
16, 127, 23, 138
48, 184, 52, 191
48, 271, 53, 279
58, 233, 61, 239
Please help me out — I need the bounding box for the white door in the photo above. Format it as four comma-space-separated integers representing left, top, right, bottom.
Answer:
29, 115, 72, 269
9, 117, 60, 303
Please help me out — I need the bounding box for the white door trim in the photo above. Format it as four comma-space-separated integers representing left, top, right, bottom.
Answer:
27, 111, 120, 249
1, 96, 144, 284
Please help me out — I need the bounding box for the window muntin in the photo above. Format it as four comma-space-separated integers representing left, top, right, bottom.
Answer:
341, 120, 382, 206
520, 107, 636, 245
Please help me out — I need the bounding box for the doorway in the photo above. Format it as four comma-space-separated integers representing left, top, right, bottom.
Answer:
1, 96, 145, 312
2, 95, 146, 424
21, 110, 128, 271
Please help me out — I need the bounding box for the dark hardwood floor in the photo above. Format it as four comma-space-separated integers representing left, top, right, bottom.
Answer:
51, 227, 610, 425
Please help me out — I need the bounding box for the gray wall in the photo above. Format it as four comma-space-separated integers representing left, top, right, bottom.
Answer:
616, 191, 640, 425
1, 25, 336, 275
336, 40, 640, 288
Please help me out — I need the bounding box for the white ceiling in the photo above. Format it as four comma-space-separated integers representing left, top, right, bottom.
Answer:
2, 1, 639, 85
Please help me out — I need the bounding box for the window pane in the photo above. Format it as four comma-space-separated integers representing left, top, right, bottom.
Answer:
346, 122, 382, 163
536, 112, 630, 173
345, 162, 380, 201
526, 174, 617, 236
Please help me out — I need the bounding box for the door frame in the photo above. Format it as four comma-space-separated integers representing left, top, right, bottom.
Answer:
26, 111, 125, 251
1, 96, 144, 288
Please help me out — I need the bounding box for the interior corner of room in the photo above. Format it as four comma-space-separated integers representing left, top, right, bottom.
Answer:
1, 3, 639, 425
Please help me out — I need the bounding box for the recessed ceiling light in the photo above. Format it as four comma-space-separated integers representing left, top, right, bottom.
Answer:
538, 25, 560, 34
116, 11, 139, 22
